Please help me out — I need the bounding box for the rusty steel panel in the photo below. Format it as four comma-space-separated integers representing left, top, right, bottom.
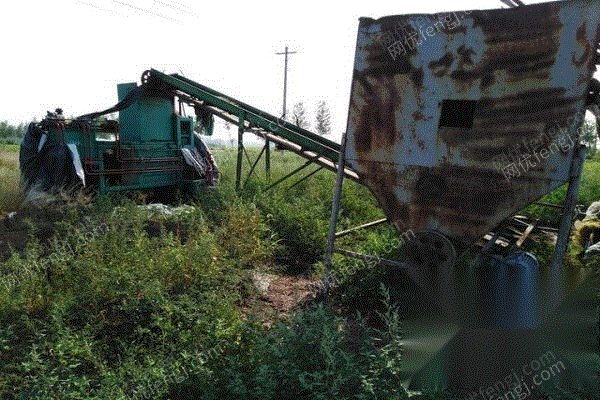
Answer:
345, 0, 600, 244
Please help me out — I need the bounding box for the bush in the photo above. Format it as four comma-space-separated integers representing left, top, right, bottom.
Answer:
217, 199, 275, 268
185, 285, 406, 400
0, 200, 251, 398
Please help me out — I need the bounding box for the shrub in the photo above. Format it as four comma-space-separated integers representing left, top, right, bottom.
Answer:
217, 199, 275, 268
184, 285, 407, 400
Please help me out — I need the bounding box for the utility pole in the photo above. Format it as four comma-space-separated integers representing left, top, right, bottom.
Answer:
271, 45, 297, 180
276, 45, 297, 120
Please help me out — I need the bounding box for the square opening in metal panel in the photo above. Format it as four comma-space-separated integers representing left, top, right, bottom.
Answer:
438, 100, 477, 129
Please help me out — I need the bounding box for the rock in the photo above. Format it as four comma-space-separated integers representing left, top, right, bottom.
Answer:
586, 201, 600, 217
584, 241, 600, 265
251, 271, 276, 298
142, 203, 173, 216
111, 204, 198, 220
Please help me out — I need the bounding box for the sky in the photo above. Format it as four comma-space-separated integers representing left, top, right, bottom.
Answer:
0, 0, 559, 142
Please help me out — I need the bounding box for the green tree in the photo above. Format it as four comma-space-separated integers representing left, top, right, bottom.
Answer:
15, 122, 26, 138
0, 120, 26, 140
289, 102, 309, 130
581, 119, 598, 159
315, 100, 331, 136
0, 121, 13, 139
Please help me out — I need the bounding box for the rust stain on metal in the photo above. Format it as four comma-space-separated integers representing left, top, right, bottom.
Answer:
345, 0, 600, 244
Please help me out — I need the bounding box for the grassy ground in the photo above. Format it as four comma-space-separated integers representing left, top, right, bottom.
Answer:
0, 145, 21, 213
524, 158, 600, 221
0, 144, 597, 399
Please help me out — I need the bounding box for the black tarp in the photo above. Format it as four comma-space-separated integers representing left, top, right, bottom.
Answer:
20, 122, 80, 192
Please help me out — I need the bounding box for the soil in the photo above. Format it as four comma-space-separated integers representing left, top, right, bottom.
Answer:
242, 271, 324, 327
0, 206, 65, 261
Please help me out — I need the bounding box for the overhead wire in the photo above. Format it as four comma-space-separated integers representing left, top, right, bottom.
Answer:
77, 0, 188, 23
112, 0, 183, 23
152, 0, 198, 17
77, 1, 125, 16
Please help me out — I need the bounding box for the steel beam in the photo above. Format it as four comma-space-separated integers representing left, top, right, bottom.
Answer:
547, 144, 587, 315
325, 133, 348, 266
236, 111, 246, 191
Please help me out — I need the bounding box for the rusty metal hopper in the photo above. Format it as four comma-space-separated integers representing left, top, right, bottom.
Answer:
345, 0, 600, 246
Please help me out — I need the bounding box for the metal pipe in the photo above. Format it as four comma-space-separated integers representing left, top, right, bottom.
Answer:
325, 133, 348, 266
264, 159, 313, 191
287, 166, 324, 190
249, 128, 361, 183
265, 139, 270, 182
499, 0, 523, 7
335, 218, 389, 238
242, 144, 267, 188
83, 165, 182, 176
534, 202, 564, 209
236, 111, 246, 191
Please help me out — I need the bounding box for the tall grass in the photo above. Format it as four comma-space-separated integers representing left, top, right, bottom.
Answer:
0, 146, 22, 213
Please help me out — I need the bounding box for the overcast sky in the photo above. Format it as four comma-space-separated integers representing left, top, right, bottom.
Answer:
1, 0, 555, 141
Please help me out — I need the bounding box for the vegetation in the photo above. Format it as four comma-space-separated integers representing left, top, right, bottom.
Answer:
314, 101, 331, 136
0, 121, 26, 142
581, 121, 598, 160
524, 159, 600, 221
0, 142, 597, 399
290, 102, 309, 130
0, 145, 22, 213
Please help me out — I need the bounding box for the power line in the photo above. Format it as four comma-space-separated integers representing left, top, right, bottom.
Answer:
112, 0, 182, 23
77, 1, 124, 16
152, 0, 198, 17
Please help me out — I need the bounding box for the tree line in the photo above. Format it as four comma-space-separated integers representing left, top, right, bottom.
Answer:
0, 121, 27, 140
287, 100, 331, 136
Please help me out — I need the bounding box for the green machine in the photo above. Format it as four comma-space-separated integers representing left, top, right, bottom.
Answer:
20, 69, 348, 198
20, 70, 219, 197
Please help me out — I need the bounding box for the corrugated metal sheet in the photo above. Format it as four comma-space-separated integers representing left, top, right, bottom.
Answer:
345, 0, 600, 244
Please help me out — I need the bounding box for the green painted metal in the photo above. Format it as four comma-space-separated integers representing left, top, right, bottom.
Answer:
264, 159, 313, 192
265, 140, 270, 181
40, 76, 219, 195
118, 83, 174, 142
147, 70, 342, 163
287, 166, 324, 190
236, 111, 245, 191
243, 144, 267, 188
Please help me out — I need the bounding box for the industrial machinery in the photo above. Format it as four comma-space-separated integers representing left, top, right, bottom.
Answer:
326, 0, 600, 394
20, 72, 220, 198
20, 70, 356, 199
19, 0, 600, 395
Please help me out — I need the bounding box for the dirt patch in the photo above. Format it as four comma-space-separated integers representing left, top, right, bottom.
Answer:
0, 207, 65, 261
243, 271, 323, 327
